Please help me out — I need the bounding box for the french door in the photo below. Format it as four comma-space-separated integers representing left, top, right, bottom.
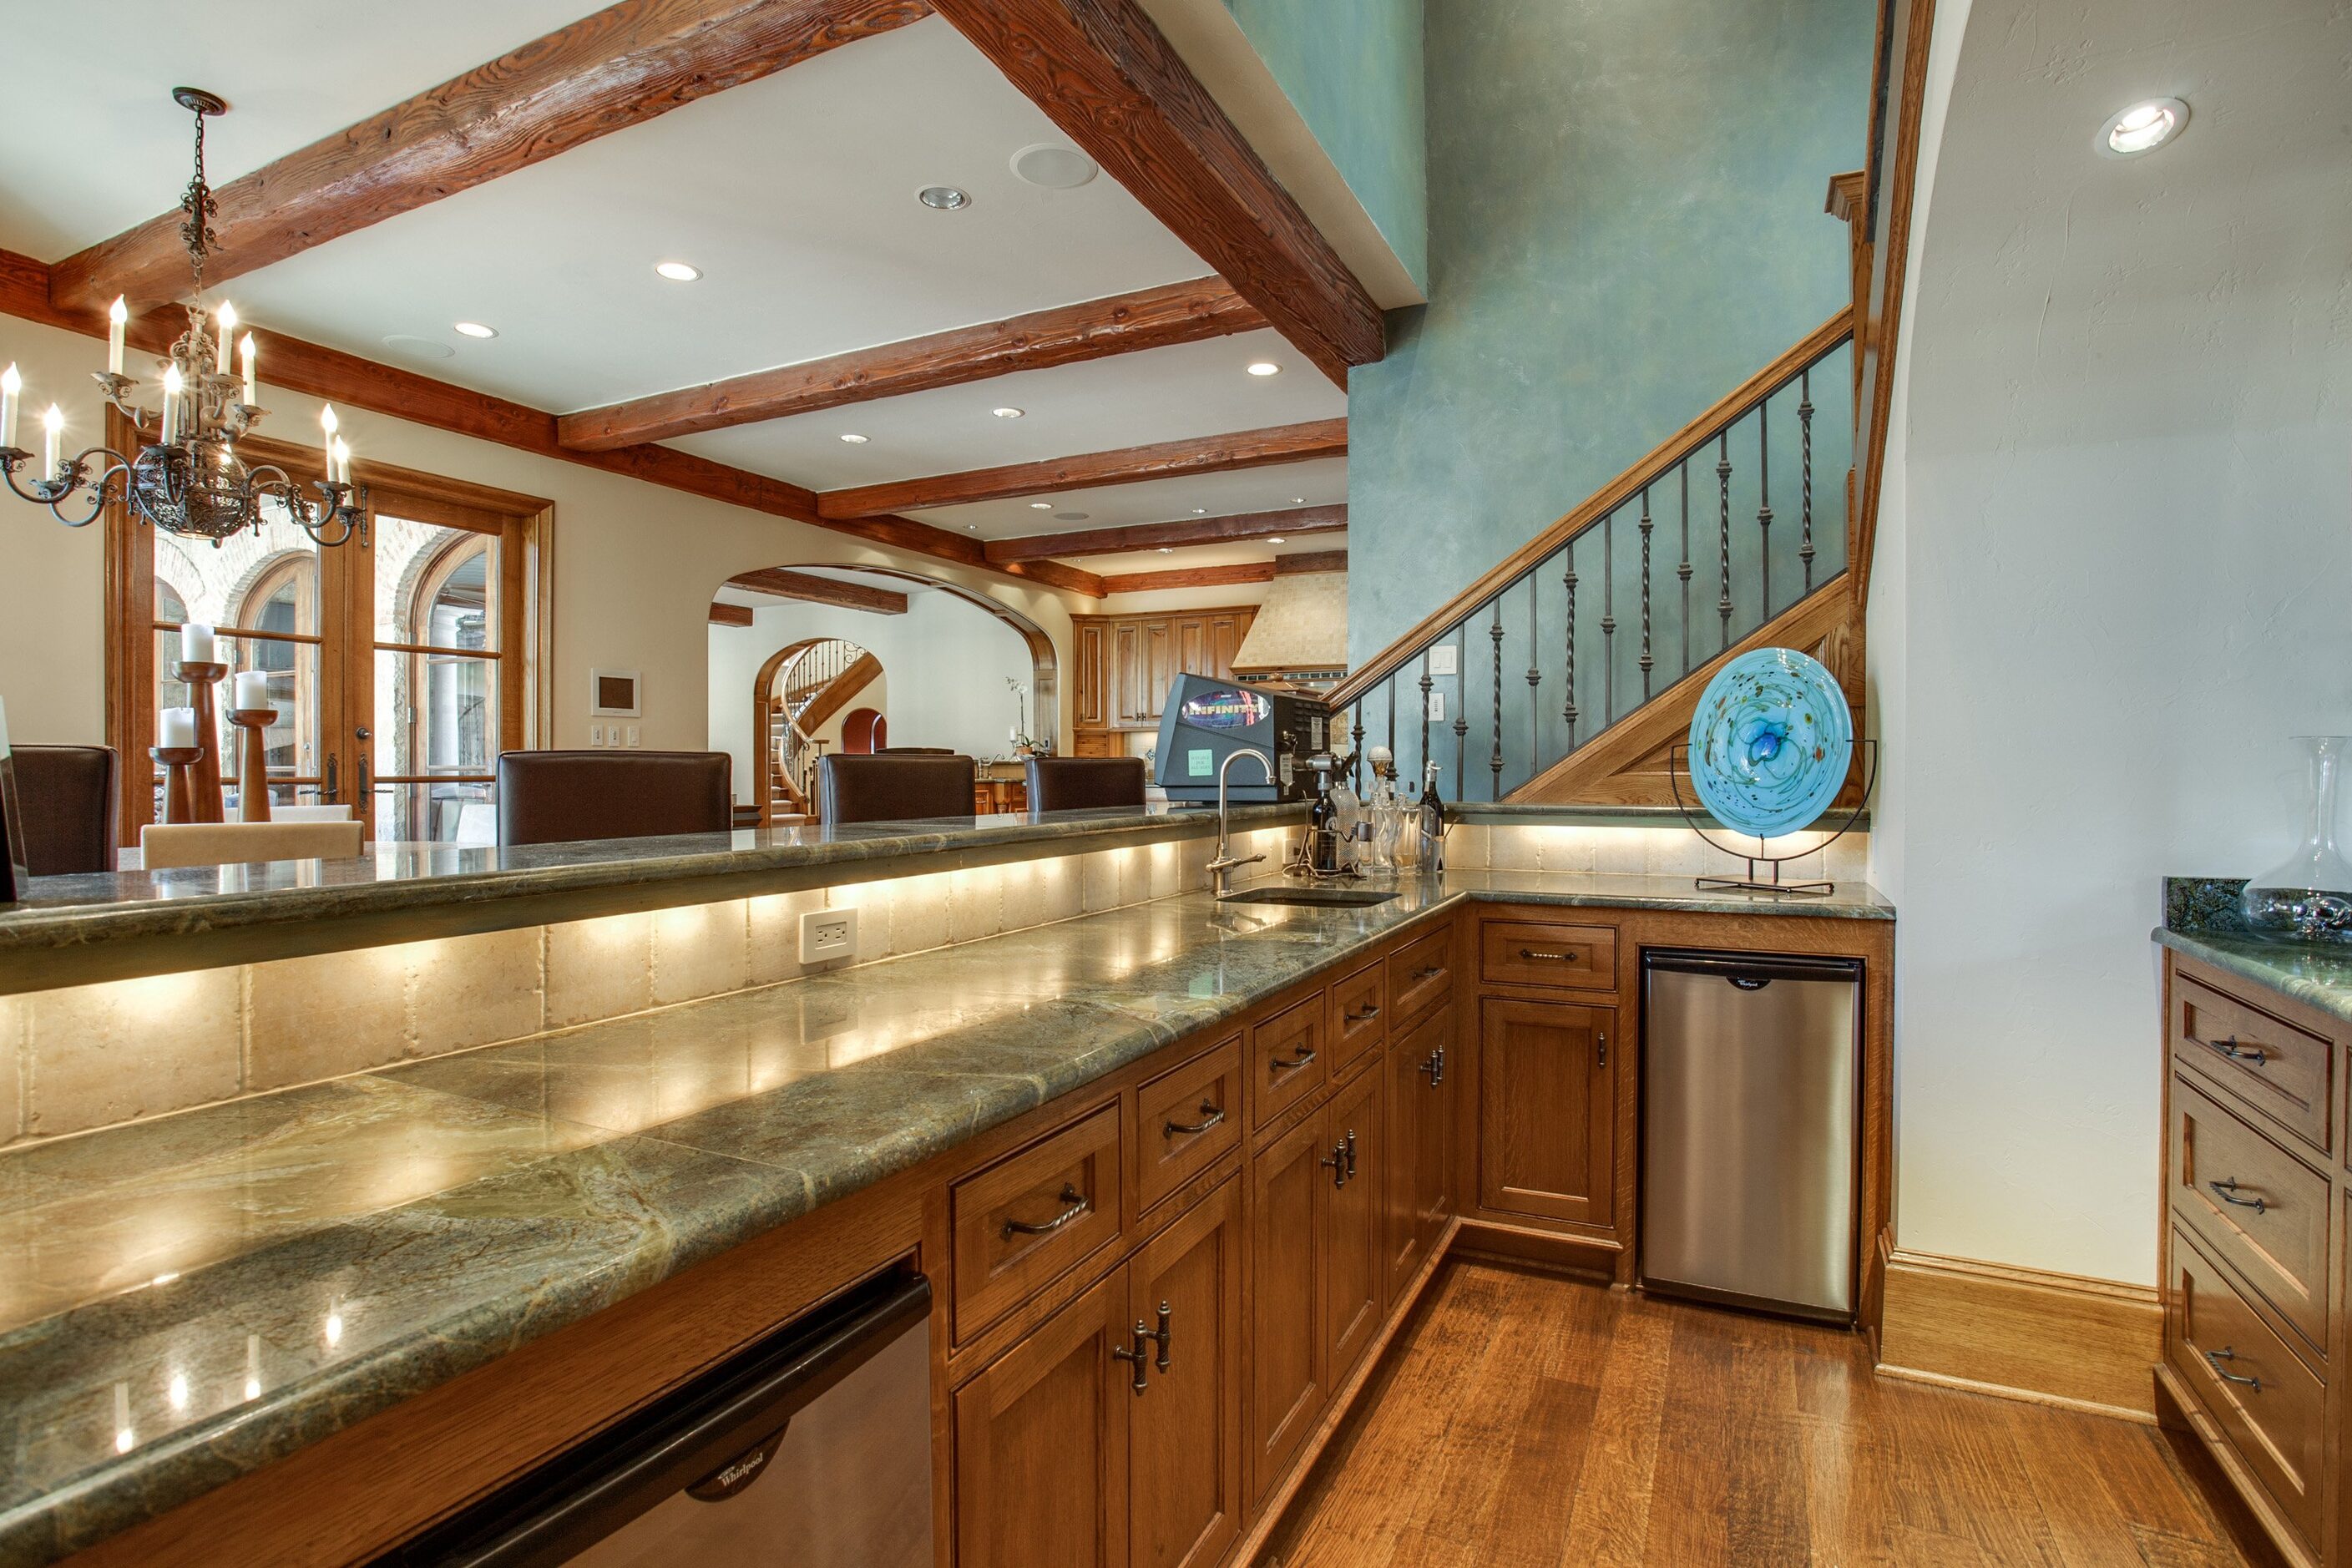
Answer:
108, 420, 550, 847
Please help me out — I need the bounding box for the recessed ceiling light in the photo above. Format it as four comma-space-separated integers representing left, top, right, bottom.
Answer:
1010, 143, 1099, 189
1158, 547, 1173, 554
917, 185, 971, 211
839, 432, 869, 443
1292, 497, 1306, 504
1055, 512, 1090, 522
1247, 361, 1282, 377
452, 321, 497, 339
2100, 98, 2188, 156
1191, 508, 1206, 515
1268, 537, 1286, 544
993, 407, 1024, 419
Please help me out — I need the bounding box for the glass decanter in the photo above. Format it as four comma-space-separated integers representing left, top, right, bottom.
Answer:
2242, 735, 2352, 943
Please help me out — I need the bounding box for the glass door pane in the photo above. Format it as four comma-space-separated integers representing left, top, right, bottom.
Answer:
372, 518, 500, 843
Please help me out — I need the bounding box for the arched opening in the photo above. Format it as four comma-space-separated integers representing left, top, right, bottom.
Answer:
708, 567, 1058, 825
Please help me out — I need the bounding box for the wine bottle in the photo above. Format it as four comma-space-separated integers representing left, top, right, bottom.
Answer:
1417, 761, 1445, 873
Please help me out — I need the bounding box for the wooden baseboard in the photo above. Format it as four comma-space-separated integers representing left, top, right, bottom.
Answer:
1876, 1247, 2161, 1422
1449, 1218, 1622, 1282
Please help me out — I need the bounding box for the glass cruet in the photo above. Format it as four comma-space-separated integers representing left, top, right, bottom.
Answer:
2243, 735, 2352, 943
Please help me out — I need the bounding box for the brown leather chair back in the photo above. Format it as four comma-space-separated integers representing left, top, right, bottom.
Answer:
1025, 756, 1147, 812
12, 744, 119, 875
818, 754, 975, 826
496, 750, 731, 847
876, 746, 954, 756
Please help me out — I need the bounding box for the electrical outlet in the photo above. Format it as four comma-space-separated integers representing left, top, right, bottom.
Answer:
625, 726, 640, 747
1429, 645, 1458, 676
589, 723, 605, 746
800, 906, 857, 964
1426, 692, 1446, 722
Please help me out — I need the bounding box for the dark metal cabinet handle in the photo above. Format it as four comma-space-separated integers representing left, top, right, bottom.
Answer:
1110, 1327, 1151, 1393
1002, 1182, 1090, 1239
2204, 1346, 2263, 1391
1596, 1029, 1608, 1067
1269, 1046, 1318, 1073
1419, 1048, 1445, 1085
1344, 1130, 1358, 1180
2203, 1034, 2268, 1066
1320, 1143, 1348, 1186
2208, 1178, 2267, 1214
1164, 1100, 1227, 1138
1520, 948, 1581, 963
322, 753, 339, 802
1144, 1301, 1172, 1373
1345, 1004, 1382, 1024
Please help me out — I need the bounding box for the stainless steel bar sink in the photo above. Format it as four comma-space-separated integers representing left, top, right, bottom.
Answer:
1215, 887, 1399, 908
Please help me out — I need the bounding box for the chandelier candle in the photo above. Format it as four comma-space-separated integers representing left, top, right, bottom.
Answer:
239, 334, 256, 404
0, 365, 17, 448
107, 297, 126, 376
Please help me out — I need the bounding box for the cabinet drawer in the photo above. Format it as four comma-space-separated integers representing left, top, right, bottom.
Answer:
2172, 972, 2332, 1154
2172, 1075, 2331, 1356
1387, 925, 1454, 1024
1328, 959, 1388, 1073
2168, 1225, 2326, 1555
1249, 994, 1328, 1130
1134, 1037, 1242, 1216
952, 1104, 1124, 1343
1480, 919, 1617, 992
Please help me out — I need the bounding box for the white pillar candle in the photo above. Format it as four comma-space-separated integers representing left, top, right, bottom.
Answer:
320, 404, 338, 475
42, 405, 61, 477
0, 363, 18, 449
331, 437, 352, 485
107, 297, 127, 376
180, 622, 215, 664
215, 303, 236, 374
239, 333, 256, 404
233, 670, 271, 711
158, 708, 197, 749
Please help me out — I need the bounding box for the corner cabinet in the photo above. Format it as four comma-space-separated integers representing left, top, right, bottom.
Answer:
1069, 605, 1259, 745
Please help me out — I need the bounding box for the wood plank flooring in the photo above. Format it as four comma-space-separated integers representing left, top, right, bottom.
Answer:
1259, 1259, 2257, 1568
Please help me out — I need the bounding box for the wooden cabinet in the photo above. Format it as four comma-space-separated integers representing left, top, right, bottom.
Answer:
1069, 606, 1258, 738
1249, 1110, 1328, 1502
1475, 998, 1616, 1230
1125, 1180, 1245, 1568
1387, 1005, 1452, 1301
1323, 1062, 1385, 1384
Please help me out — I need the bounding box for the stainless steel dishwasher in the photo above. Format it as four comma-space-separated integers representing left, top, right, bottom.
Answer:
1641, 949, 1862, 1323
382, 1268, 933, 1567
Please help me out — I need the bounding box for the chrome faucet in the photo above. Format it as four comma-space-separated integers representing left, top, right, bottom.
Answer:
1206, 746, 1273, 898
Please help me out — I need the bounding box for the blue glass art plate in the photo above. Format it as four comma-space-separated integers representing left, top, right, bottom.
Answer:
1687, 647, 1854, 839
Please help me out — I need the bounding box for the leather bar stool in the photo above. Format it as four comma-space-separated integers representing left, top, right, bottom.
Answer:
11, 744, 120, 875
496, 751, 732, 847
876, 746, 955, 756
817, 753, 976, 826
1025, 756, 1147, 812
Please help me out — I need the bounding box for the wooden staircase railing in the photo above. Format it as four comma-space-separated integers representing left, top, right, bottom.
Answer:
757, 639, 874, 824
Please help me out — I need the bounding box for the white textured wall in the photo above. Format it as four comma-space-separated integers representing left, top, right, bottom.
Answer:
1871, 0, 2352, 1283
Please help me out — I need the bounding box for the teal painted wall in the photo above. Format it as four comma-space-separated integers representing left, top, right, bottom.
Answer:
1347, 0, 1871, 666
1224, 0, 1429, 292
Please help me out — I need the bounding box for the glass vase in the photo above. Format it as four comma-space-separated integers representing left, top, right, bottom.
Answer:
2243, 735, 2352, 943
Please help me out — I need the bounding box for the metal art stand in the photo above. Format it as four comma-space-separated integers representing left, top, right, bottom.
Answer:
1666, 738, 1877, 898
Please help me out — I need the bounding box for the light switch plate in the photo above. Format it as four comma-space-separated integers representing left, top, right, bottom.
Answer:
800, 906, 857, 964
1429, 645, 1458, 676
1426, 692, 1445, 722
589, 724, 605, 746
625, 726, 640, 747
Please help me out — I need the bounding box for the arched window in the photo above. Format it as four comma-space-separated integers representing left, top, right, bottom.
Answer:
229, 553, 321, 806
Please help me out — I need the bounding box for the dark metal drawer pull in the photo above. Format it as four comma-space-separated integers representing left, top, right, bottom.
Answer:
1412, 964, 1443, 981
2208, 1178, 2267, 1214
2204, 1346, 2263, 1391
2206, 1034, 2268, 1065
1164, 1100, 1227, 1137
1520, 948, 1582, 963
1345, 1004, 1382, 1024
1269, 1046, 1318, 1072
1002, 1182, 1090, 1239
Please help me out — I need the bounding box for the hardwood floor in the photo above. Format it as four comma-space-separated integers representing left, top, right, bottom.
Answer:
1259, 1259, 2257, 1567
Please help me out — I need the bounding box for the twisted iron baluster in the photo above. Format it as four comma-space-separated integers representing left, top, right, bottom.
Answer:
1757, 399, 1773, 619
1798, 369, 1816, 594
1563, 543, 1579, 751
1453, 624, 1469, 796
1601, 512, 1616, 729
1678, 465, 1692, 677
1525, 575, 1541, 777
1418, 652, 1432, 777
1351, 702, 1364, 764
1387, 679, 1398, 776
1638, 487, 1655, 702
1488, 600, 1504, 800
1717, 432, 1733, 654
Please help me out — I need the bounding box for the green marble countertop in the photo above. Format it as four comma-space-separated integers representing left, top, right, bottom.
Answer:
2156, 928, 2352, 1026
0, 867, 1889, 1565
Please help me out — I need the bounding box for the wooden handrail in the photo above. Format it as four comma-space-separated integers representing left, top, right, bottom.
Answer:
1329, 308, 1853, 710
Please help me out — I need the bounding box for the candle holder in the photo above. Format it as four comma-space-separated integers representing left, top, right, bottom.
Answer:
227, 708, 279, 822
151, 746, 205, 825
174, 661, 228, 823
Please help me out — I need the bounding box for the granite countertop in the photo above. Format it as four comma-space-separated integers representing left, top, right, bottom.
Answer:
0, 867, 1889, 1565
2153, 874, 2352, 1027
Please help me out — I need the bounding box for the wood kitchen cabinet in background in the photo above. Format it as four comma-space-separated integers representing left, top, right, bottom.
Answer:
1069, 604, 1258, 741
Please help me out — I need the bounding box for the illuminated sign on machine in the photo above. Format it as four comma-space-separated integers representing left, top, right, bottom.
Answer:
1177, 687, 1271, 731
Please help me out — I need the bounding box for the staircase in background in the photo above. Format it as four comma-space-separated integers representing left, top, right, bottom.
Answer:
761, 638, 878, 822
1330, 191, 1877, 811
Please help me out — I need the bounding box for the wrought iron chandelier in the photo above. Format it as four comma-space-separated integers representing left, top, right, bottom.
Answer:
0, 88, 364, 547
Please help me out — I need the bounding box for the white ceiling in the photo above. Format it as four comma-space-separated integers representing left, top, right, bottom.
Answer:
911, 456, 1347, 541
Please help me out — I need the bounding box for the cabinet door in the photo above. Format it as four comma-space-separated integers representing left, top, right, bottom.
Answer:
1174, 615, 1210, 678
955, 1272, 1130, 1568
1127, 1180, 1244, 1568
1385, 1009, 1451, 1300
1248, 1111, 1328, 1503
1415, 1008, 1454, 1262
1113, 622, 1146, 726
1476, 998, 1616, 1229
1207, 613, 1251, 680
1075, 622, 1108, 728
1143, 621, 1175, 721
1323, 1062, 1385, 1384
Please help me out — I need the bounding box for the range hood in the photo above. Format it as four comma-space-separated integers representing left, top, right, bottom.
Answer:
1229, 566, 1348, 680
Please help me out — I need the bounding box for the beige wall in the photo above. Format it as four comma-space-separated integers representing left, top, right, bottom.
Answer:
0, 312, 1086, 754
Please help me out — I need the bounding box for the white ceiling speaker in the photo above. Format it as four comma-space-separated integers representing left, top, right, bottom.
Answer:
1010, 144, 1099, 189
917, 185, 971, 210
382, 334, 455, 359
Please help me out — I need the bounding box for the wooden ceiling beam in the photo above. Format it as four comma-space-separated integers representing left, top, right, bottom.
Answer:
559, 276, 1263, 450
1273, 549, 1347, 575
1100, 561, 1272, 594
984, 502, 1343, 562
1, 247, 1103, 599
928, 0, 1382, 387
709, 602, 756, 625
818, 417, 1346, 518
729, 568, 910, 614
49, 0, 933, 312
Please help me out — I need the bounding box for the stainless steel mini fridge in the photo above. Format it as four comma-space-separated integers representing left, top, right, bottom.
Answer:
1641, 949, 1862, 1323
382, 1269, 933, 1567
